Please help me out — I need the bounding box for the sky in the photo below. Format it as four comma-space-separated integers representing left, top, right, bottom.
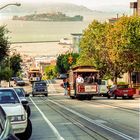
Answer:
0, 0, 137, 11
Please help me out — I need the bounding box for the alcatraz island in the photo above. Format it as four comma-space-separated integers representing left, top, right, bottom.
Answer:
12, 12, 83, 22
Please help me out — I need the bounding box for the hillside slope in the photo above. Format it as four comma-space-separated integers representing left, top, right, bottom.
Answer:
2, 3, 116, 21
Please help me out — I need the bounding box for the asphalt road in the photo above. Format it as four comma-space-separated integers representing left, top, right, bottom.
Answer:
25, 80, 139, 140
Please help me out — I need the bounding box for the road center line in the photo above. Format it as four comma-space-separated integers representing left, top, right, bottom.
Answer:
49, 99, 135, 140
30, 97, 65, 140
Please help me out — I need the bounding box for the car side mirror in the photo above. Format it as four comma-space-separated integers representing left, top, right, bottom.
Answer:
21, 100, 28, 105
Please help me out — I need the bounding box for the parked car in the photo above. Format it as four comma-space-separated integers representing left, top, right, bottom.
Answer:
99, 80, 108, 96
0, 105, 19, 140
11, 77, 19, 81
15, 79, 25, 86
13, 77, 20, 83
32, 81, 48, 97
0, 88, 32, 140
107, 84, 136, 99
14, 87, 31, 117
58, 73, 67, 79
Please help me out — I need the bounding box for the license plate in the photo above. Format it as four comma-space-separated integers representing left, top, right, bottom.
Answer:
124, 94, 128, 96
85, 85, 96, 92
123, 90, 128, 92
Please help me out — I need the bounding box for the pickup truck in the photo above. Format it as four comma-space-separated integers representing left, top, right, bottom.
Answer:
107, 84, 136, 99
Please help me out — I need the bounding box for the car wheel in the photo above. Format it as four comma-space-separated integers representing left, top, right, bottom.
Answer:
27, 106, 31, 118
16, 119, 32, 140
113, 94, 117, 99
129, 96, 133, 99
107, 95, 110, 99
122, 96, 125, 99
87, 96, 92, 100
45, 94, 48, 97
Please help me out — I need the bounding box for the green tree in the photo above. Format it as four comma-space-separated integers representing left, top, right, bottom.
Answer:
56, 53, 79, 74
106, 16, 140, 83
0, 26, 10, 62
10, 53, 22, 76
119, 16, 140, 84
78, 20, 109, 78
79, 17, 140, 84
44, 65, 56, 79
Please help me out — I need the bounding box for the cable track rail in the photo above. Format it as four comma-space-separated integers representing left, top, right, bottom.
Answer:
30, 80, 137, 140
47, 79, 139, 114
36, 96, 136, 140
82, 100, 139, 114
39, 96, 108, 140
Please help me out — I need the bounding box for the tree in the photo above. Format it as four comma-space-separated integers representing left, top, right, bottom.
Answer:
10, 53, 22, 76
79, 16, 140, 84
106, 16, 140, 84
0, 26, 10, 62
0, 62, 12, 87
56, 53, 79, 74
78, 20, 109, 78
44, 65, 57, 79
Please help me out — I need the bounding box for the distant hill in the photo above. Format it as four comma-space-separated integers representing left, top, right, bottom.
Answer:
1, 2, 117, 21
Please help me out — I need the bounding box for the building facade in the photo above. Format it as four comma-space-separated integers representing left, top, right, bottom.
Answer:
130, 0, 140, 16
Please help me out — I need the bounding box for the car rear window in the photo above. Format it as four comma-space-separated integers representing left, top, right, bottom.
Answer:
0, 89, 20, 104
101, 81, 106, 85
117, 85, 128, 89
14, 88, 24, 97
35, 82, 46, 87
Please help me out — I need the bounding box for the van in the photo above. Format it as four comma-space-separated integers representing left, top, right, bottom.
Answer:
99, 80, 108, 96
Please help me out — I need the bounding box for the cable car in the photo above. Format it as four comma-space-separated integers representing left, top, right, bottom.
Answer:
68, 66, 99, 100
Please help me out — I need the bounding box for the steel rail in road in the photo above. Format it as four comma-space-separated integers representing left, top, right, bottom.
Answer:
83, 100, 139, 114
47, 79, 139, 114
39, 96, 108, 140
38, 96, 136, 140
46, 80, 137, 140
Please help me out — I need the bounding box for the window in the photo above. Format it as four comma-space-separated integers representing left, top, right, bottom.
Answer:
0, 89, 20, 104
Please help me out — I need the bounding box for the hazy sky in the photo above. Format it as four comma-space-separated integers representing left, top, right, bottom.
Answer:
0, 0, 137, 11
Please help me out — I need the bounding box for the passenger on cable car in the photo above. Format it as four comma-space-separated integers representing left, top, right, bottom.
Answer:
76, 74, 84, 84
87, 74, 93, 83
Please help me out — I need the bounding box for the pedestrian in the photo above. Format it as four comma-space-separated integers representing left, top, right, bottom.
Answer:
62, 78, 69, 95
109, 82, 117, 94
76, 74, 84, 84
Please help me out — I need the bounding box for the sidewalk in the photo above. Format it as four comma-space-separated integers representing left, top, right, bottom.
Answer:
133, 89, 140, 98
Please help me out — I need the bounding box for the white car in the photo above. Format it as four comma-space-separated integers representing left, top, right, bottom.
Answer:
0, 88, 32, 140
14, 87, 31, 117
98, 80, 108, 96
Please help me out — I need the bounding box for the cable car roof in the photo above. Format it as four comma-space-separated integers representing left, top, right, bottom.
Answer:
71, 65, 99, 72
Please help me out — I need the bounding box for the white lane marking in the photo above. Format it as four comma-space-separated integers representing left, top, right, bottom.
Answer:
49, 99, 135, 140
30, 97, 65, 140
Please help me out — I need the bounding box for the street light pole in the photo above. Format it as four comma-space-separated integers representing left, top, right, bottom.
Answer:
0, 3, 21, 11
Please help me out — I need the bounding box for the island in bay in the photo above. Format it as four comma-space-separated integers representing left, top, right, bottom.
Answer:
12, 12, 83, 22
